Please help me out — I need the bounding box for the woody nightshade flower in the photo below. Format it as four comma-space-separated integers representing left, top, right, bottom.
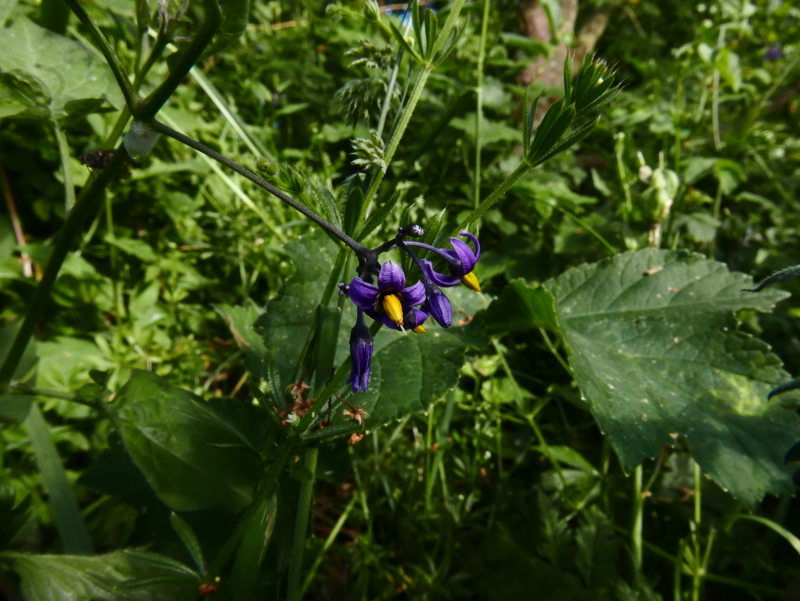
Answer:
406, 231, 482, 292
349, 260, 426, 330
348, 310, 373, 393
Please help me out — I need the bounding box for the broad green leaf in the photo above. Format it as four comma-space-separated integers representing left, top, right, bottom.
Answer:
0, 393, 33, 423
0, 17, 121, 121
110, 370, 265, 510
545, 249, 800, 508
482, 280, 557, 334
9, 550, 198, 601
215, 303, 270, 378
254, 232, 341, 383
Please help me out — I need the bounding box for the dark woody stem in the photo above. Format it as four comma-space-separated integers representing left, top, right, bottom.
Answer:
149, 120, 374, 261
399, 240, 451, 260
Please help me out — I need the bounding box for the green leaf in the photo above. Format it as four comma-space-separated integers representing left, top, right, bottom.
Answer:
358, 187, 405, 240
205, 0, 250, 54
388, 18, 423, 64
545, 249, 799, 508
343, 187, 365, 237
0, 17, 121, 121
9, 550, 199, 601
25, 403, 93, 554
215, 303, 270, 378
482, 280, 557, 334
230, 492, 278, 599
110, 370, 265, 510
170, 513, 205, 575
303, 176, 343, 232
0, 393, 33, 423
0, 486, 31, 546
254, 233, 341, 384
717, 48, 742, 92
104, 236, 157, 262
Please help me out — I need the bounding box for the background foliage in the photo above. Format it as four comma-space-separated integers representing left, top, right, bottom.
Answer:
2, 0, 800, 599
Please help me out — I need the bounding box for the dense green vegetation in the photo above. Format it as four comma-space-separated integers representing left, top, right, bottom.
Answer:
1, 0, 800, 599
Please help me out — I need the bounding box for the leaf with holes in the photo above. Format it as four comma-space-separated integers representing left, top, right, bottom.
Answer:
545, 249, 800, 508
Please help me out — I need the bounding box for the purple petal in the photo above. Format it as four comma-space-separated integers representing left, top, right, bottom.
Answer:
427, 287, 452, 328
450, 237, 478, 274
405, 308, 429, 329
348, 313, 374, 392
378, 260, 406, 292
400, 281, 426, 307
459, 231, 481, 261
422, 259, 460, 288
349, 277, 379, 310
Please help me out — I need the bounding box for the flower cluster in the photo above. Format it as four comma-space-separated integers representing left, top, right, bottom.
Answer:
343, 226, 481, 393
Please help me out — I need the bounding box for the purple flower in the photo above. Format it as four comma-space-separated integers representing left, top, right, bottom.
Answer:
406, 231, 482, 292
765, 47, 784, 61
348, 310, 373, 393
423, 285, 452, 328
349, 260, 427, 331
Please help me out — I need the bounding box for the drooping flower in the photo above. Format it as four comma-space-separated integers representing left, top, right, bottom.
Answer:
349, 260, 426, 330
348, 310, 374, 393
422, 284, 452, 328
406, 231, 482, 292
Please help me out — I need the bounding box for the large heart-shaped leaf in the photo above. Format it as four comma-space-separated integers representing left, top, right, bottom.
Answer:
543, 249, 799, 508
0, 17, 121, 121
111, 371, 265, 510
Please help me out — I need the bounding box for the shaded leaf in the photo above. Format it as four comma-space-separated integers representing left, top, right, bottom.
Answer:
545, 249, 799, 508
10, 550, 198, 601
0, 17, 121, 121
110, 371, 265, 510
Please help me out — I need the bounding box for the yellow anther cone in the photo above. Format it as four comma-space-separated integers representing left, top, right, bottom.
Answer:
381, 294, 404, 326
461, 272, 481, 293
412, 325, 426, 334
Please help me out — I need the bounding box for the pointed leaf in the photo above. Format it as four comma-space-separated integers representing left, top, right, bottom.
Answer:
388, 18, 423, 64
546, 249, 800, 508
170, 513, 205, 576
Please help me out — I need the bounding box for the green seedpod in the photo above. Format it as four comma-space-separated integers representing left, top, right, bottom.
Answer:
344, 187, 365, 236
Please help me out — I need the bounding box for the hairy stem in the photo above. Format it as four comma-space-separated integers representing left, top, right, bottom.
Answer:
458, 162, 529, 229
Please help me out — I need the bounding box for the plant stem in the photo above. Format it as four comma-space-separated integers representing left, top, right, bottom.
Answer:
362, 67, 432, 216
286, 446, 319, 601
150, 120, 370, 258
632, 463, 644, 574
473, 0, 490, 210
62, 0, 139, 112
711, 27, 725, 151
459, 162, 530, 229
0, 147, 129, 395
137, 0, 222, 120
